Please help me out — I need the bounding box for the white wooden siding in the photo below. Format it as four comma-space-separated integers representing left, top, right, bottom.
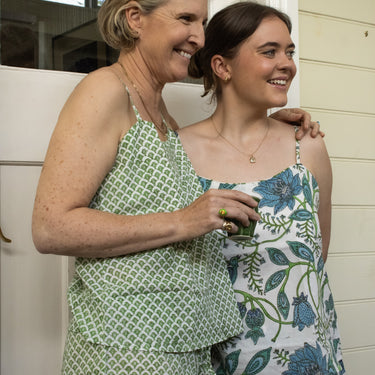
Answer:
300, 62, 375, 114
335, 301, 375, 348
299, 13, 375, 69
299, 0, 375, 25
330, 208, 375, 253
300, 110, 375, 160
299, 0, 375, 373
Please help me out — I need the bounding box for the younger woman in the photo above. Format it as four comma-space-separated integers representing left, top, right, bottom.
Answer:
180, 2, 345, 374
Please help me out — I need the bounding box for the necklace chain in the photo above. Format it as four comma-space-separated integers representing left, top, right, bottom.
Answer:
117, 61, 168, 135
211, 116, 269, 164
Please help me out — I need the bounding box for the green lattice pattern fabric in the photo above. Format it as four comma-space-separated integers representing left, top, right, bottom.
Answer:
67, 110, 242, 353
63, 328, 215, 375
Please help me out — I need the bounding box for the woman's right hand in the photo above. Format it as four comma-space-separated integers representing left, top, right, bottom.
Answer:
176, 189, 261, 239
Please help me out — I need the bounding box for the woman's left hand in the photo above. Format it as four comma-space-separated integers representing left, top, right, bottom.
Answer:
270, 108, 324, 140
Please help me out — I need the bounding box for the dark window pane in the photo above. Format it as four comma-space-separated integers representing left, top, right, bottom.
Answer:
0, 0, 118, 73
0, 0, 200, 84
42, 0, 84, 7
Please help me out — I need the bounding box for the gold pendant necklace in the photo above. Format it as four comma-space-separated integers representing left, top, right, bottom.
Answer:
117, 61, 168, 135
211, 116, 269, 164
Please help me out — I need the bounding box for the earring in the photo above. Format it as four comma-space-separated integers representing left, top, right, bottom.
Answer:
224, 74, 231, 82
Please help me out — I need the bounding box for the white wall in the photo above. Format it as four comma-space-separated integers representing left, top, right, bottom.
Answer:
299, 1, 375, 373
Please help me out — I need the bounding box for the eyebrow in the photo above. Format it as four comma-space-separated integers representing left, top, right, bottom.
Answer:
257, 42, 296, 49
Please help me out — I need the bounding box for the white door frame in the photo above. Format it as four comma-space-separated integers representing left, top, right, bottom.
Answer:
268, 0, 300, 108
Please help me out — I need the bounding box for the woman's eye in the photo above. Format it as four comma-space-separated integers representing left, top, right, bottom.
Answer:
263, 50, 276, 57
286, 50, 296, 59
180, 15, 191, 22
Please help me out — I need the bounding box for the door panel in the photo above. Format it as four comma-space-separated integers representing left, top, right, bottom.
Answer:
0, 165, 68, 375
0, 66, 84, 162
0, 65, 75, 374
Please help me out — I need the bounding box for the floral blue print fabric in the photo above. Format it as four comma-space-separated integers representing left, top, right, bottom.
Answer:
203, 141, 345, 375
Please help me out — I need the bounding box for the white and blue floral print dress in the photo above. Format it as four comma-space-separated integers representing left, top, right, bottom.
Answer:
201, 140, 345, 375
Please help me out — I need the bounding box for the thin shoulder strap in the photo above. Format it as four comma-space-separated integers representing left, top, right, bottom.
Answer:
294, 126, 301, 164
110, 68, 138, 116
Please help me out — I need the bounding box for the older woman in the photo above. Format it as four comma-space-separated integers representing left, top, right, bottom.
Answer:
32, 1, 319, 374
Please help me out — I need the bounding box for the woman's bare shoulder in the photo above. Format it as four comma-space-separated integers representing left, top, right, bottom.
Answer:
59, 66, 132, 130
73, 66, 126, 104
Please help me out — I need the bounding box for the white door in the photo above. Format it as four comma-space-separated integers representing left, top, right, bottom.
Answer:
0, 66, 83, 375
0, 165, 67, 374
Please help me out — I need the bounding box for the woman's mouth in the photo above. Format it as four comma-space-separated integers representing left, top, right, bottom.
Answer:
175, 49, 192, 60
268, 79, 287, 86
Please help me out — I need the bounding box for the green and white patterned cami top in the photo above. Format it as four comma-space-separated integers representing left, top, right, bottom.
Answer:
67, 99, 243, 353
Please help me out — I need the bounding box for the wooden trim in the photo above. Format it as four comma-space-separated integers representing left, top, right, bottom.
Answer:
0, 161, 43, 166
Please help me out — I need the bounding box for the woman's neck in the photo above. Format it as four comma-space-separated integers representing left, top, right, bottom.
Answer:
117, 51, 163, 110
116, 51, 168, 137
212, 103, 269, 140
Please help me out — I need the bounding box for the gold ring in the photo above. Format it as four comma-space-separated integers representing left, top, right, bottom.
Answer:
218, 208, 227, 218
222, 220, 233, 232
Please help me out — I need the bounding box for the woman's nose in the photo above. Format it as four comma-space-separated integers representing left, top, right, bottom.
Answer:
190, 22, 205, 50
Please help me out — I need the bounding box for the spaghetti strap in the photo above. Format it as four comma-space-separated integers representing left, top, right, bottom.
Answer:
294, 126, 301, 164
111, 64, 168, 135
111, 68, 138, 117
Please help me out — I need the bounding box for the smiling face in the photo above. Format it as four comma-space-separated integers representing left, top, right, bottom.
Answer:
228, 16, 297, 110
138, 0, 208, 83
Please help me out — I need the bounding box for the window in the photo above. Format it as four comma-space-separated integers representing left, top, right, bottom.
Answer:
42, 0, 105, 6
0, 0, 243, 74
0, 0, 118, 73
42, 0, 85, 7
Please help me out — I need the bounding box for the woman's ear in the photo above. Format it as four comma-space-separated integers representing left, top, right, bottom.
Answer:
211, 55, 231, 82
124, 2, 143, 35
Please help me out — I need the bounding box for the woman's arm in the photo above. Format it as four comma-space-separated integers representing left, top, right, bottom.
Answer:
299, 134, 333, 262
32, 69, 259, 258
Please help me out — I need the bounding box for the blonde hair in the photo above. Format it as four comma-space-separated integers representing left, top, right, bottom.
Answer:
98, 0, 166, 51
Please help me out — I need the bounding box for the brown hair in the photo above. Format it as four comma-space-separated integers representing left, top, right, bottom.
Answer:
189, 1, 292, 100
98, 0, 167, 51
